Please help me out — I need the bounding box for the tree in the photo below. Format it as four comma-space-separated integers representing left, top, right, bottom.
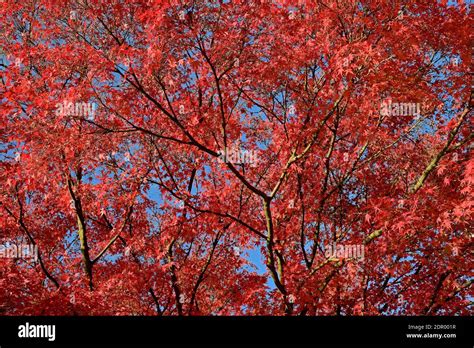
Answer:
0, 0, 472, 316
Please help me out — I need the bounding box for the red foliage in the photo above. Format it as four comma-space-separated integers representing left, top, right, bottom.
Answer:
0, 0, 472, 315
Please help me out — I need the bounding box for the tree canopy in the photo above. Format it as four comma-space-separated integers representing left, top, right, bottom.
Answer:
0, 0, 472, 315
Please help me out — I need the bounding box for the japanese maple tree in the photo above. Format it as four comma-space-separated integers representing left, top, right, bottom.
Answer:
0, 0, 472, 316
